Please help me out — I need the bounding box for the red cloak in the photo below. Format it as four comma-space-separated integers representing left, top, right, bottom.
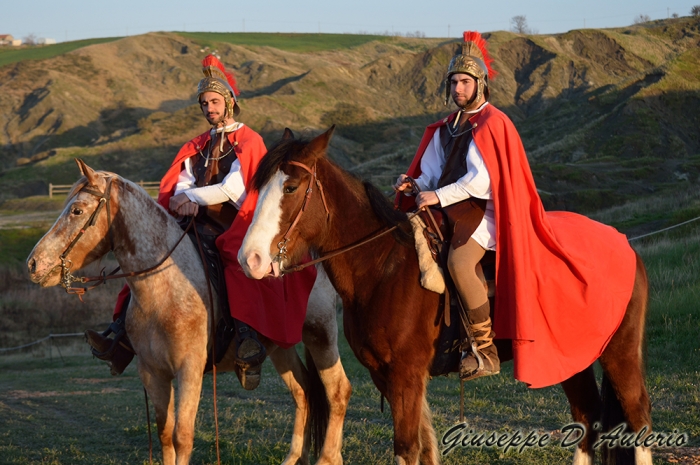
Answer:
115, 125, 317, 349
399, 105, 636, 388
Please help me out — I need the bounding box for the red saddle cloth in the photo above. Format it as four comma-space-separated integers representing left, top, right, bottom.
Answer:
401, 105, 636, 388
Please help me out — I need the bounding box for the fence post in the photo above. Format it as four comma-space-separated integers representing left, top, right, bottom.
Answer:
49, 183, 53, 199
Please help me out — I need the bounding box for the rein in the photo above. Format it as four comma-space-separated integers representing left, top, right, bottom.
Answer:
56, 179, 195, 299
275, 162, 420, 275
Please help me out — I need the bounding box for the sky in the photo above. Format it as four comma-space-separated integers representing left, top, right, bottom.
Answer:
2, 0, 699, 43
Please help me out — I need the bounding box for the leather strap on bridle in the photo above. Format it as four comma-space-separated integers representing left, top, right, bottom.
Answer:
275, 161, 329, 262
57, 178, 196, 299
277, 163, 422, 275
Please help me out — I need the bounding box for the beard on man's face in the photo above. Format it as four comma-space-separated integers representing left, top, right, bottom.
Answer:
206, 112, 226, 125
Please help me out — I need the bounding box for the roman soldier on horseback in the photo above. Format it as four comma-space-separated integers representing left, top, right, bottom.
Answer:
86, 55, 317, 390
395, 32, 499, 381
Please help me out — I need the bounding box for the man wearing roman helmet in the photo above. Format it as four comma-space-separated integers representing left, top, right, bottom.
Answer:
87, 55, 317, 390
396, 32, 636, 388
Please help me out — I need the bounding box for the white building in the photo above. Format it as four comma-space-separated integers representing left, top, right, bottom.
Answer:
37, 38, 56, 45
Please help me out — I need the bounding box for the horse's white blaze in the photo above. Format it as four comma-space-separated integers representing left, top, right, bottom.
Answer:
572, 447, 593, 465
239, 170, 287, 279
635, 446, 652, 465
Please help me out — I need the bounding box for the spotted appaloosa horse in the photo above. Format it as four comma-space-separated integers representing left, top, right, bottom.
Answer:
238, 127, 652, 465
26, 159, 351, 465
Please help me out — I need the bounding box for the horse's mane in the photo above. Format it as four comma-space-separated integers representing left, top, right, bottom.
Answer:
64, 178, 89, 207
252, 138, 307, 191
63, 171, 146, 208
363, 182, 412, 244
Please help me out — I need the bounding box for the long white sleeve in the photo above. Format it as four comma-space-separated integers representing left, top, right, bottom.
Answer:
174, 157, 247, 209
413, 130, 445, 192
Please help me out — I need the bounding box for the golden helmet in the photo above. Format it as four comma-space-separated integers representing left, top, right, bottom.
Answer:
445, 31, 496, 109
197, 54, 241, 118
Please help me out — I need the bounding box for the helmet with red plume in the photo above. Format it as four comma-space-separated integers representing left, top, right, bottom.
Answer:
444, 31, 497, 110
197, 54, 241, 118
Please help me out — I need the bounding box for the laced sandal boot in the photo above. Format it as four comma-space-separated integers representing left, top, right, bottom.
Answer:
85, 328, 135, 376
459, 315, 500, 381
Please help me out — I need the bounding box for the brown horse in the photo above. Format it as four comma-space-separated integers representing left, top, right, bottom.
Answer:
26, 160, 351, 465
238, 127, 652, 465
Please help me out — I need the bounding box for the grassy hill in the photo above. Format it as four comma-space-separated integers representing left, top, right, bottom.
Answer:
0, 18, 699, 215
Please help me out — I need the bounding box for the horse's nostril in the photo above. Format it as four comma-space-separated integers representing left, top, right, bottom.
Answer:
29, 259, 36, 274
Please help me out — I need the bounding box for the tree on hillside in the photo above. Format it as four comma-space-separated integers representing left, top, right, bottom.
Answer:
691, 5, 700, 16
511, 15, 536, 34
22, 33, 36, 45
633, 14, 651, 24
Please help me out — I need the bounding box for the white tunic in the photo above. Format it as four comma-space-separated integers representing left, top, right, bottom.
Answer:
174, 122, 247, 209
413, 104, 496, 251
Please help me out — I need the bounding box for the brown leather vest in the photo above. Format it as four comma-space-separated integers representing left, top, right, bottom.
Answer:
437, 114, 475, 188
191, 134, 239, 235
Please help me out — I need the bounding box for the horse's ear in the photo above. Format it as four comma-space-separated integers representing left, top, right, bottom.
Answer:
75, 158, 99, 186
282, 128, 295, 140
307, 125, 336, 158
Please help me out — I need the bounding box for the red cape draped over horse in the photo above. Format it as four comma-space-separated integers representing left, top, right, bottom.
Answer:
115, 126, 316, 349
399, 104, 636, 388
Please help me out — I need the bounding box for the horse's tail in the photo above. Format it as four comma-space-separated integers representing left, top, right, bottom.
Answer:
600, 373, 636, 465
305, 346, 330, 459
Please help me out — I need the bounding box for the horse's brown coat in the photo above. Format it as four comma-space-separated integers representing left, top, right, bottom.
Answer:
240, 128, 652, 465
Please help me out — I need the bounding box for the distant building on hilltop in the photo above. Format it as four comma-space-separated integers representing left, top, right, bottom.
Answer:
37, 37, 56, 45
0, 34, 22, 46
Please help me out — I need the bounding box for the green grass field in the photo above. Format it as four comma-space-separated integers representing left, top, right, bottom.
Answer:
0, 38, 121, 68
0, 205, 698, 464
176, 32, 393, 53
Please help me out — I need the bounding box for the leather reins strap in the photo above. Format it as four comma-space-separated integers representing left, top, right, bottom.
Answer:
189, 225, 221, 465
405, 177, 444, 243
65, 217, 196, 295
282, 219, 409, 274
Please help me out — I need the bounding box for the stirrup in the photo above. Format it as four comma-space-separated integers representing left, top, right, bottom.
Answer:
86, 318, 133, 360
234, 324, 266, 368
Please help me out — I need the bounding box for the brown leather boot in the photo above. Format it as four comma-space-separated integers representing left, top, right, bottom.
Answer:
86, 298, 135, 376
459, 301, 500, 381
85, 326, 135, 376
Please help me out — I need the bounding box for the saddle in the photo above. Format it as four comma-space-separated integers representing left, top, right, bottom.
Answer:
185, 224, 236, 372
413, 199, 499, 376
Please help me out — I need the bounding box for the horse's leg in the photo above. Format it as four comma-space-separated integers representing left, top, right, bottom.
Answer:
140, 368, 177, 465
598, 257, 652, 465
302, 274, 351, 465
560, 365, 601, 465
418, 394, 438, 465
386, 369, 427, 465
267, 345, 312, 465
304, 339, 351, 465
173, 361, 206, 465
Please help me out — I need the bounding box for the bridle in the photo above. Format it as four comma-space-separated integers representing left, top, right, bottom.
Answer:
57, 177, 117, 295
274, 160, 329, 263
272, 160, 420, 274
54, 177, 194, 299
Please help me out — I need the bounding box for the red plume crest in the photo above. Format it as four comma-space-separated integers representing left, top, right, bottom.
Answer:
202, 54, 240, 96
462, 31, 497, 79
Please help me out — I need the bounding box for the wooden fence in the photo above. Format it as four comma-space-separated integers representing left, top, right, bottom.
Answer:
48, 181, 160, 198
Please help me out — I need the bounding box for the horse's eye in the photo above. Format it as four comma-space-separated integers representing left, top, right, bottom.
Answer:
71, 207, 83, 215
284, 185, 298, 194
